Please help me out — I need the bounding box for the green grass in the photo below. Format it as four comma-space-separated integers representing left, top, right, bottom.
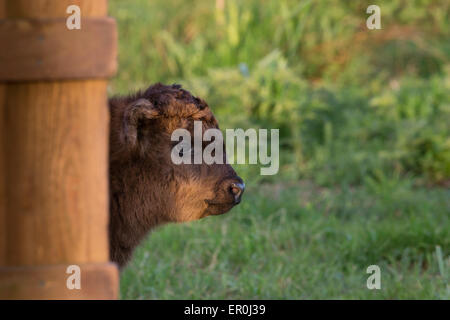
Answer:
120, 179, 449, 299
109, 0, 450, 299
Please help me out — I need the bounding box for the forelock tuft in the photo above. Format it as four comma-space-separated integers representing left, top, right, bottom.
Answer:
136, 83, 216, 123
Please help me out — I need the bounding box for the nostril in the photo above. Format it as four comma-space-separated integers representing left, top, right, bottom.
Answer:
230, 184, 240, 196
229, 182, 245, 203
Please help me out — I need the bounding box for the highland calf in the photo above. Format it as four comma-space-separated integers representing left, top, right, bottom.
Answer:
108, 83, 244, 268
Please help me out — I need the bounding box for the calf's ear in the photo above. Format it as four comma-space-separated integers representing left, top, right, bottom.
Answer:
122, 98, 160, 148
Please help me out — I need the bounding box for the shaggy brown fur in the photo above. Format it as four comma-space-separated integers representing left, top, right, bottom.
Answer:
108, 83, 244, 268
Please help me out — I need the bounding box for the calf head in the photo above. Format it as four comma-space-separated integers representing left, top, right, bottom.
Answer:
109, 83, 244, 267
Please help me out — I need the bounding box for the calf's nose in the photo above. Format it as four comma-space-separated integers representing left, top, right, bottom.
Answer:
229, 181, 245, 204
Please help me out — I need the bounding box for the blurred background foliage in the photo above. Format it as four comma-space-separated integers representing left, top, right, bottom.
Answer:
110, 0, 449, 187
109, 0, 449, 299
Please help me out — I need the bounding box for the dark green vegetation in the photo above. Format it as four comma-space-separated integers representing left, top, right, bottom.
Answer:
109, 0, 449, 299
120, 182, 449, 299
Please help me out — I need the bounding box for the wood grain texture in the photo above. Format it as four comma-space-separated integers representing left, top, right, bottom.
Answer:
0, 0, 6, 267
0, 0, 117, 299
0, 263, 118, 299
0, 85, 5, 266
4, 81, 110, 266
3, 0, 108, 18
0, 18, 117, 81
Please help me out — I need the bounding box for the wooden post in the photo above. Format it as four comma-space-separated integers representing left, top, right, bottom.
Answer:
0, 0, 118, 299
